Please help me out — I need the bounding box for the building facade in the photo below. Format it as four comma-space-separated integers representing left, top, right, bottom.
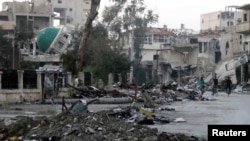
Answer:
199, 3, 250, 84
122, 26, 199, 85
0, 0, 83, 69
32, 0, 91, 27
235, 4, 250, 84
200, 6, 243, 31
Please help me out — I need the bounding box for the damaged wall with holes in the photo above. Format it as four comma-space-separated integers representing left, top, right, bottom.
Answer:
0, 70, 72, 104
1, 1, 53, 30
32, 0, 91, 27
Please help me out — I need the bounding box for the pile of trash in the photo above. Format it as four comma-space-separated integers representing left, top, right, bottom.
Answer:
0, 106, 207, 141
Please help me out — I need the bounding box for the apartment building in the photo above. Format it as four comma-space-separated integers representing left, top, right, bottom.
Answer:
200, 6, 243, 31
32, 0, 91, 27
0, 0, 53, 31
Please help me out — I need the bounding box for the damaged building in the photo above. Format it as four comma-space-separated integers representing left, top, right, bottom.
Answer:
121, 3, 250, 86
0, 0, 90, 103
199, 4, 250, 84
235, 4, 250, 84
122, 25, 199, 85
0, 0, 89, 63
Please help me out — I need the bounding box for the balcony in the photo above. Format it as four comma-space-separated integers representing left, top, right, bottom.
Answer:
236, 22, 250, 34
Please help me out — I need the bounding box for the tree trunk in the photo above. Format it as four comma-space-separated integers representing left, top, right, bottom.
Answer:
75, 0, 101, 74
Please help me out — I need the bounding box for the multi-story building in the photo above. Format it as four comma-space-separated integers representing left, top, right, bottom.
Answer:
235, 3, 250, 84
0, 1, 54, 68
198, 5, 249, 84
236, 4, 250, 53
33, 0, 91, 27
200, 6, 243, 31
0, 0, 92, 30
0, 0, 53, 31
0, 0, 89, 68
0, 1, 75, 103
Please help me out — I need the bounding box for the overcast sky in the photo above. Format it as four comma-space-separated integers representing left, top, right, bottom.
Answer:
100, 0, 249, 31
1, 0, 250, 31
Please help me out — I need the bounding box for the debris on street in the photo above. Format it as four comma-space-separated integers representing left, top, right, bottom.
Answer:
0, 79, 218, 141
0, 106, 207, 141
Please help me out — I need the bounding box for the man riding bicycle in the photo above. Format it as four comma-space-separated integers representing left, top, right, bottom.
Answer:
225, 76, 232, 96
212, 74, 218, 96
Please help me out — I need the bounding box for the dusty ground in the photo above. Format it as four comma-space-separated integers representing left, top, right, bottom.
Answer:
1, 92, 250, 140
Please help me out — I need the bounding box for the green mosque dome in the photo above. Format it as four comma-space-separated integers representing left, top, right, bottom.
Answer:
36, 27, 60, 52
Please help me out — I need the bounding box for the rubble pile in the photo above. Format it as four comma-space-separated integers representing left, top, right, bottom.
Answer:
0, 108, 207, 141
0, 80, 214, 141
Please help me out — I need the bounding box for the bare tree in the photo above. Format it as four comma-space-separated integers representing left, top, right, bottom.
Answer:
76, 0, 101, 74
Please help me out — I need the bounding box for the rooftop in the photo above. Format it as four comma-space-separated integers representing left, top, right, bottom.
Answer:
237, 4, 250, 10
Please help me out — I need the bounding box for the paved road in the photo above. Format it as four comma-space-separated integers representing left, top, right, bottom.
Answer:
149, 92, 250, 139
1, 92, 250, 139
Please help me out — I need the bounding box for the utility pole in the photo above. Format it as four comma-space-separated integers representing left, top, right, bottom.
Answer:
153, 53, 159, 84
129, 28, 134, 83
12, 38, 15, 69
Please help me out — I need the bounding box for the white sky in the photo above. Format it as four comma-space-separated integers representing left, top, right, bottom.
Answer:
1, 0, 250, 31
100, 0, 250, 31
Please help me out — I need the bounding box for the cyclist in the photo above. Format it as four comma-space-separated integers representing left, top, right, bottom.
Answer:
225, 76, 232, 96
212, 74, 218, 96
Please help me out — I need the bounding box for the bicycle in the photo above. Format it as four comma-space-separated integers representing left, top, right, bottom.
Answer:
197, 85, 205, 100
